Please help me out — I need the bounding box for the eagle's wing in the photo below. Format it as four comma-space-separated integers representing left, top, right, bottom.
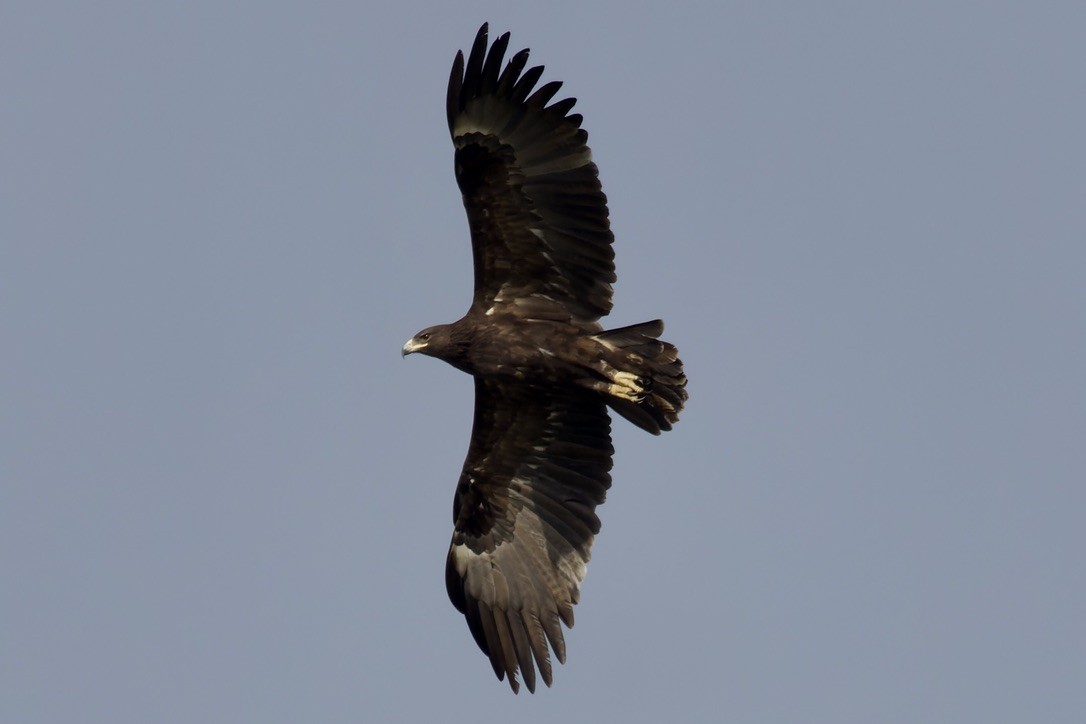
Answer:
448, 24, 616, 324
446, 378, 613, 693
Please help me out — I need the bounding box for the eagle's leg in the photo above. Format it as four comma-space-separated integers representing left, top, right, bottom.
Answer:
585, 362, 650, 403
577, 377, 640, 402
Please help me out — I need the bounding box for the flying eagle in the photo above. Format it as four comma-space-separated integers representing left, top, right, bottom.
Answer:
402, 24, 688, 693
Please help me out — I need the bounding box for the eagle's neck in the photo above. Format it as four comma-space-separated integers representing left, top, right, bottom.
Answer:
431, 318, 477, 373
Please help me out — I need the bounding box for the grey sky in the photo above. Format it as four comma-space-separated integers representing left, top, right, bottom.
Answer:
3, 2, 1084, 722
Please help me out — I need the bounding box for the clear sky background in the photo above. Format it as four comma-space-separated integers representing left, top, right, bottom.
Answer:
3, 2, 1084, 722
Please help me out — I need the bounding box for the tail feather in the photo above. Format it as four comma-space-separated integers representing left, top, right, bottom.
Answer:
596, 320, 687, 435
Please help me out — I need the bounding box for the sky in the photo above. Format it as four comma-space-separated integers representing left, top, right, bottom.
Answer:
3, 1, 1084, 722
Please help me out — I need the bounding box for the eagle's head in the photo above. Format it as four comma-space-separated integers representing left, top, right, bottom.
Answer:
402, 323, 466, 362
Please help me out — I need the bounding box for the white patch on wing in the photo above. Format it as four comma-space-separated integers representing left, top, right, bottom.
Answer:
526, 150, 592, 176
512, 294, 558, 310
593, 335, 618, 351
553, 542, 588, 586
453, 112, 501, 138
450, 543, 486, 576
509, 482, 590, 586
528, 229, 557, 262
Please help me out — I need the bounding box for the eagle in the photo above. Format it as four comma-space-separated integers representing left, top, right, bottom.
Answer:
402, 24, 688, 693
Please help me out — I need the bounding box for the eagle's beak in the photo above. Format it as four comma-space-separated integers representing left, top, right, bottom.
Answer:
401, 337, 425, 358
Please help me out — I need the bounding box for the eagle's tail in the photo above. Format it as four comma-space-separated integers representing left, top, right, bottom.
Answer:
594, 320, 688, 435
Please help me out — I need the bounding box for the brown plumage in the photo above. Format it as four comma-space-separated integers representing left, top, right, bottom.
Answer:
402, 23, 688, 693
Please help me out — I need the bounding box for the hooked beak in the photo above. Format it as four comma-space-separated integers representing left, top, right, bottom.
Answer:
401, 337, 426, 358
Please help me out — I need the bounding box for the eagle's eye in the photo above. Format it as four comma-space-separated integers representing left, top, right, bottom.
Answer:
419, 332, 431, 341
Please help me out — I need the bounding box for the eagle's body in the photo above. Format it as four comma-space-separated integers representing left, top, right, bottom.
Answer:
409, 312, 588, 380
402, 24, 687, 693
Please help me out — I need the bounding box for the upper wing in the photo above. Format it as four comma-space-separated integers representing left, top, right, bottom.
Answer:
446, 378, 614, 693
447, 24, 616, 324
